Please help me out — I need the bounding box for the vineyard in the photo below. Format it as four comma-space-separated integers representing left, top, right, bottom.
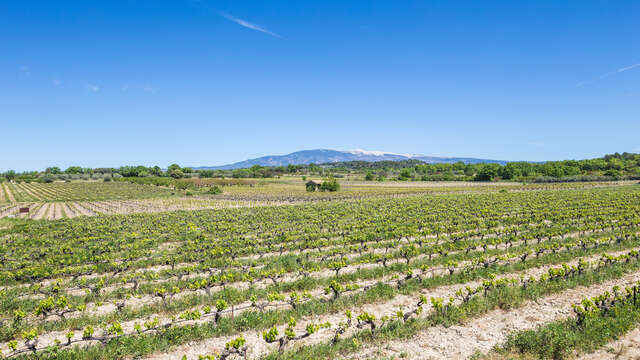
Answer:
0, 182, 176, 203
1, 183, 640, 359
3, 180, 632, 221
0, 182, 276, 220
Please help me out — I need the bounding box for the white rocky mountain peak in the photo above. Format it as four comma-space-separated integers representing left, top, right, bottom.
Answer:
346, 149, 420, 158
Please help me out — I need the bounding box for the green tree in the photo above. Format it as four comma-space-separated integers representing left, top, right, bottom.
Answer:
250, 165, 263, 178
399, 168, 413, 181
308, 163, 319, 173
474, 164, 498, 181
170, 169, 184, 179
320, 177, 340, 192
499, 163, 522, 180
4, 170, 17, 181
65, 166, 83, 174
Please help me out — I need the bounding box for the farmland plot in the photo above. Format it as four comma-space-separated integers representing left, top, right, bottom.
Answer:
0, 181, 175, 204
1, 180, 637, 220
2, 185, 640, 359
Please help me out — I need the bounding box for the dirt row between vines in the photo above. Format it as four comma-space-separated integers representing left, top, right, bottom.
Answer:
579, 327, 640, 360
343, 270, 640, 360
2, 183, 16, 203
141, 268, 640, 360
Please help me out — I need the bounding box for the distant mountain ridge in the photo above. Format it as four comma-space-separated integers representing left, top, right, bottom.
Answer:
195, 149, 507, 170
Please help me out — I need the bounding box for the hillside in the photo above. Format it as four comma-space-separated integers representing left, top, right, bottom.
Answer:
196, 149, 506, 170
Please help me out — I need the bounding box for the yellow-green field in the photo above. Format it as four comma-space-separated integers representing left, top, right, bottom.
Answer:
2, 181, 640, 359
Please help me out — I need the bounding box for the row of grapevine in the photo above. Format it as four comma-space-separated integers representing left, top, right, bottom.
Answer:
1, 185, 640, 359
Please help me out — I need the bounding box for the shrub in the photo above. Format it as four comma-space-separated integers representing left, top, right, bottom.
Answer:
604, 169, 621, 178
320, 177, 340, 192
474, 165, 498, 181
170, 169, 184, 179
174, 181, 197, 190
206, 186, 222, 195
41, 175, 55, 183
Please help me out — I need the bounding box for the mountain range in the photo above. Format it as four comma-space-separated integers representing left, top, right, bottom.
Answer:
195, 149, 507, 170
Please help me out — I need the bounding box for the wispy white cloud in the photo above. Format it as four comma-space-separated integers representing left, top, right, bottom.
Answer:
577, 62, 640, 87
220, 12, 281, 38
618, 63, 640, 73
18, 65, 31, 77
85, 84, 100, 92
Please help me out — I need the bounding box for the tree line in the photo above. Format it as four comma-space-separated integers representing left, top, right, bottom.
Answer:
1, 152, 639, 183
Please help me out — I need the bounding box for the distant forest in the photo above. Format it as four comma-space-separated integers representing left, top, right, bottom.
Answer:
2, 152, 640, 183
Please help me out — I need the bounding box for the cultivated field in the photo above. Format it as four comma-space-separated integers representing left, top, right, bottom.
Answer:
0, 182, 236, 220
1, 180, 635, 220
0, 182, 174, 203
1, 182, 640, 359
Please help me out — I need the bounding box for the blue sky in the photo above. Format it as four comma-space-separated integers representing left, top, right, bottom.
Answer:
1, 1, 639, 171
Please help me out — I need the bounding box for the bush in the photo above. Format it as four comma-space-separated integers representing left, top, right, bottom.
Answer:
206, 186, 222, 195
170, 169, 184, 179
503, 323, 574, 359
474, 165, 498, 181
175, 181, 194, 190
531, 175, 640, 183
41, 175, 55, 183
179, 178, 256, 187
118, 176, 174, 187
604, 169, 621, 178
320, 177, 340, 192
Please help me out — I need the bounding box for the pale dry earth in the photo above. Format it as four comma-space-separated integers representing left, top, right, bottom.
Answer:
343, 272, 640, 360
139, 259, 640, 360
580, 328, 640, 360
